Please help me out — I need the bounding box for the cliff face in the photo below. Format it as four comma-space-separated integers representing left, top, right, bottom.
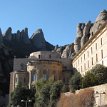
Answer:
53, 10, 107, 59
74, 10, 107, 54
3, 28, 54, 58
0, 28, 54, 95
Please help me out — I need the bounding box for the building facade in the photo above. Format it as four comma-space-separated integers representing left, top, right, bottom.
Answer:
10, 51, 72, 93
72, 23, 107, 76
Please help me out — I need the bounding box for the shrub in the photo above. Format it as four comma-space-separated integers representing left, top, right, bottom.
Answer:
91, 64, 107, 84
69, 72, 82, 92
10, 85, 35, 106
82, 71, 97, 88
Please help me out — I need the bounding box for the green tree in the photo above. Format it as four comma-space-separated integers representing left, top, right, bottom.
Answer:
69, 72, 82, 92
61, 84, 69, 93
10, 85, 35, 106
91, 64, 107, 84
49, 80, 63, 107
82, 71, 97, 88
35, 80, 52, 107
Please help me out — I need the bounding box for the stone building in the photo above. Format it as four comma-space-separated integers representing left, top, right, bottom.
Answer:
10, 51, 72, 93
72, 23, 107, 76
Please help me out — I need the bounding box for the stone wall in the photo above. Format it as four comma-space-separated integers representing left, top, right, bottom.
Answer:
76, 83, 107, 107
13, 58, 29, 71
57, 83, 107, 107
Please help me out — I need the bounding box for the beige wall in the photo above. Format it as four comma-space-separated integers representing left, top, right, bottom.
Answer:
29, 51, 61, 59
10, 71, 29, 93
73, 25, 107, 75
27, 60, 62, 88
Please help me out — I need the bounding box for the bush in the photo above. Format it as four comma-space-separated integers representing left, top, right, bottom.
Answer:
91, 64, 107, 84
61, 84, 69, 93
69, 72, 82, 92
82, 64, 107, 88
10, 85, 35, 106
35, 80, 63, 107
82, 71, 98, 88
49, 80, 63, 107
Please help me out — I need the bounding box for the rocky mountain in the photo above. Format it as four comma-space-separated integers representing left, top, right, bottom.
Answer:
3, 28, 54, 58
74, 10, 107, 54
53, 10, 107, 59
0, 9, 107, 97
0, 28, 54, 95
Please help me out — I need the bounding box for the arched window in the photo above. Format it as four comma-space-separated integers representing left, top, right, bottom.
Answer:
32, 73, 37, 81
43, 70, 48, 80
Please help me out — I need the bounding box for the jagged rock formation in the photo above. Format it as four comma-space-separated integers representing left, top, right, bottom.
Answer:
3, 27, 12, 41
81, 21, 93, 47
61, 43, 74, 58
74, 23, 85, 53
20, 28, 30, 44
53, 10, 107, 58
0, 27, 54, 96
54, 45, 66, 55
90, 10, 107, 38
30, 29, 46, 50
2, 27, 54, 57
53, 43, 74, 59
73, 10, 107, 54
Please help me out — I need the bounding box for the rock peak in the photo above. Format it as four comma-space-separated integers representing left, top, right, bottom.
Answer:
4, 27, 12, 40
96, 9, 107, 22
31, 28, 46, 50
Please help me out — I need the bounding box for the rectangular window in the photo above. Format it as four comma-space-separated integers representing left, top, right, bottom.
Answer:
96, 54, 98, 62
101, 50, 103, 58
92, 57, 93, 65
96, 43, 97, 50
84, 54, 85, 60
81, 57, 82, 63
91, 47, 93, 54
101, 38, 102, 45
84, 63, 86, 70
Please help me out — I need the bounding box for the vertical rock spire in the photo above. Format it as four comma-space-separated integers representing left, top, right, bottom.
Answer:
4, 27, 12, 41
0, 28, 3, 46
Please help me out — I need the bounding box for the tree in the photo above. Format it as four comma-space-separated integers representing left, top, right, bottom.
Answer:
61, 84, 69, 93
82, 64, 107, 88
69, 72, 82, 92
10, 85, 35, 106
35, 84, 51, 107
91, 64, 107, 84
82, 71, 97, 88
35, 80, 52, 107
35, 80, 63, 107
49, 80, 63, 107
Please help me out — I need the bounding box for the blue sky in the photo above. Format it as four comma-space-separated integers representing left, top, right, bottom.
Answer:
0, 0, 106, 46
